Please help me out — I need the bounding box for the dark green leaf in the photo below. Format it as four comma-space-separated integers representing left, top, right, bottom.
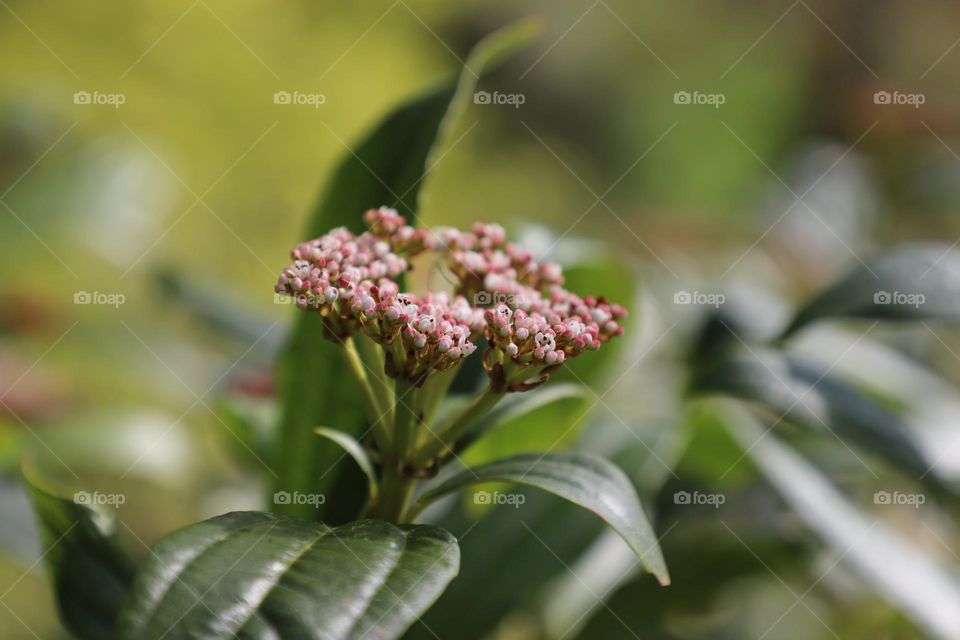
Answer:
412, 452, 669, 585
22, 467, 137, 640
783, 243, 960, 337
688, 348, 933, 480
118, 513, 459, 640
273, 21, 540, 523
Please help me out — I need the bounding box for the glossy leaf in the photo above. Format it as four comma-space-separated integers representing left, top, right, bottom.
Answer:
783, 243, 960, 337
118, 513, 459, 640
273, 20, 540, 523
412, 452, 669, 585
688, 349, 933, 481
23, 468, 137, 640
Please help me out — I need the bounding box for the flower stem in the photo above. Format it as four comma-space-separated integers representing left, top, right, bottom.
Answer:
355, 333, 394, 424
367, 454, 416, 522
343, 336, 392, 451
392, 378, 420, 460
412, 386, 504, 468
368, 377, 422, 523
417, 366, 458, 439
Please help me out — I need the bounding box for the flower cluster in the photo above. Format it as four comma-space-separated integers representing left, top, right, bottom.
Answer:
275, 207, 626, 388
275, 226, 407, 338
351, 280, 482, 383
432, 223, 564, 300
482, 292, 626, 391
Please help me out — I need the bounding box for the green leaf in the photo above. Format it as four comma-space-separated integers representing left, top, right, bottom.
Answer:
457, 383, 590, 462
688, 348, 934, 480
552, 255, 638, 386
274, 20, 540, 523
22, 467, 137, 640
719, 402, 960, 640
314, 427, 378, 503
783, 243, 960, 337
118, 513, 459, 640
411, 452, 669, 585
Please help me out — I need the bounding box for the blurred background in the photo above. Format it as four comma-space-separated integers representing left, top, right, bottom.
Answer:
4, 0, 960, 638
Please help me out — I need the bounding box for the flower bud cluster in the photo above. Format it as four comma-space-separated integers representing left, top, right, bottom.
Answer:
364, 206, 433, 256
352, 281, 480, 384
433, 223, 564, 298
482, 290, 626, 391
275, 224, 412, 338
275, 208, 626, 389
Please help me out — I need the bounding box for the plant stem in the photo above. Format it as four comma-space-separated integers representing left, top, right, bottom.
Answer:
417, 366, 458, 441
368, 455, 416, 522
392, 378, 420, 460
368, 377, 422, 522
355, 333, 394, 424
412, 386, 504, 467
343, 337, 392, 451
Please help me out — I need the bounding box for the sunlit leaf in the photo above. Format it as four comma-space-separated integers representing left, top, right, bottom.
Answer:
412, 452, 669, 585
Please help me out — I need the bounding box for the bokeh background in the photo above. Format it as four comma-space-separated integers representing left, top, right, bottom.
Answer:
4, 1, 960, 638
